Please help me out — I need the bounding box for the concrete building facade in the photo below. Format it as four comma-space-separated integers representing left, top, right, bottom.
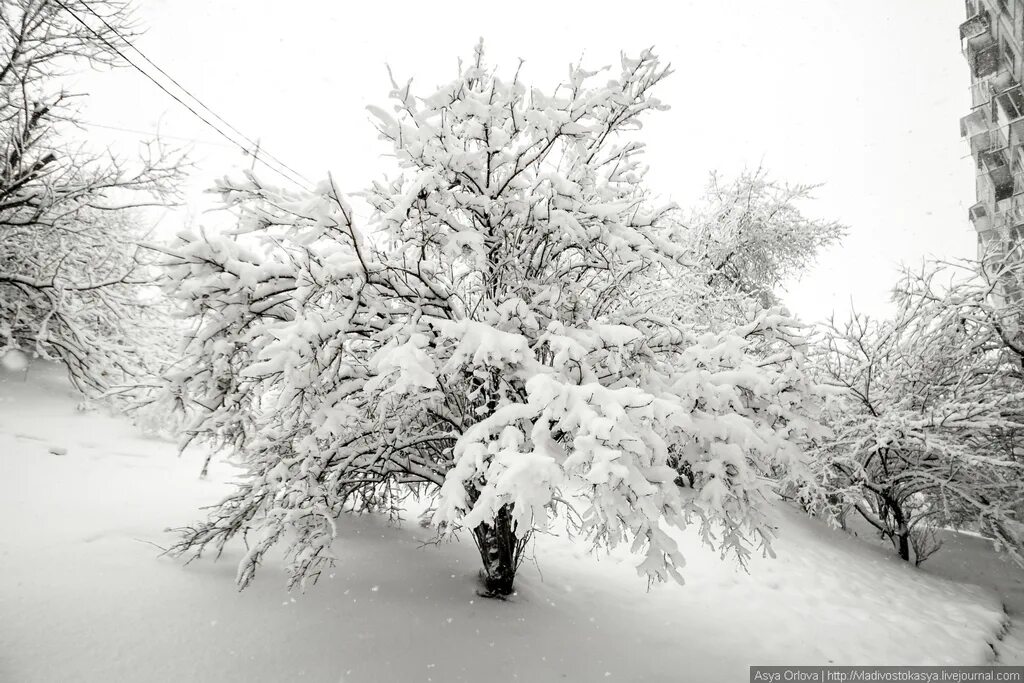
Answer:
961, 0, 1024, 286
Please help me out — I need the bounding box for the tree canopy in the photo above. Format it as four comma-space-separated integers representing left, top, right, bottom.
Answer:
158, 46, 829, 595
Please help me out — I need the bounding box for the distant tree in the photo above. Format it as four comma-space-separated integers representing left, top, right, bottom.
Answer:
0, 0, 185, 395
157, 46, 826, 596
685, 169, 845, 309
812, 254, 1024, 567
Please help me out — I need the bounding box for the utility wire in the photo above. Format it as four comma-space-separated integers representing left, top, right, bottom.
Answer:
76, 0, 315, 189
53, 0, 314, 192
79, 120, 236, 148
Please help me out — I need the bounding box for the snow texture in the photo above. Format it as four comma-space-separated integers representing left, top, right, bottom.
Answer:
0, 362, 1015, 683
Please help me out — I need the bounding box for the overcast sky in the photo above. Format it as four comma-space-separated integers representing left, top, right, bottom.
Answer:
75, 0, 975, 323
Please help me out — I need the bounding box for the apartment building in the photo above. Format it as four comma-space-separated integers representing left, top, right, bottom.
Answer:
961, 0, 1024, 291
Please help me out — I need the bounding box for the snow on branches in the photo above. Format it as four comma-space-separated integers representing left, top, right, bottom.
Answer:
813, 256, 1024, 567
159, 46, 826, 595
686, 169, 846, 309
0, 0, 186, 397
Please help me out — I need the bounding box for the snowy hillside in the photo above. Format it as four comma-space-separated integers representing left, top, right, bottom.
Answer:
0, 363, 1016, 682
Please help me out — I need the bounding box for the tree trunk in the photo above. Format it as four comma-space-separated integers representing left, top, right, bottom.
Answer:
896, 527, 911, 562
888, 497, 911, 562
472, 504, 522, 597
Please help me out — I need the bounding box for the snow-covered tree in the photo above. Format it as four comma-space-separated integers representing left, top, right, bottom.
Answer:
159, 46, 826, 596
0, 0, 185, 395
812, 255, 1024, 566
684, 169, 845, 309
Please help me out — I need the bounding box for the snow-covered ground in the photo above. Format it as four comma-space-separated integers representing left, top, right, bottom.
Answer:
840, 517, 1024, 665
0, 362, 1018, 682
919, 530, 1024, 663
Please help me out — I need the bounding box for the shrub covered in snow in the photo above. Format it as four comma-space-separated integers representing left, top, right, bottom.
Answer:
158, 45, 829, 595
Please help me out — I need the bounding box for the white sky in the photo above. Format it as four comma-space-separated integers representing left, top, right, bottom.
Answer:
74, 0, 975, 324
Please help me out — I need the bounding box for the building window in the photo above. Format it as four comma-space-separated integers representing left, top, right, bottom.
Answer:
967, 0, 977, 17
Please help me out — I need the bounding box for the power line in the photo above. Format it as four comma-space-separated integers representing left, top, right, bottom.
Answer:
52, 0, 314, 193
79, 120, 236, 148
76, 0, 315, 189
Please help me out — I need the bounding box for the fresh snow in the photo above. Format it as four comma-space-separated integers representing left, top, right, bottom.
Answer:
0, 348, 28, 373
0, 363, 1017, 682
924, 531, 1024, 664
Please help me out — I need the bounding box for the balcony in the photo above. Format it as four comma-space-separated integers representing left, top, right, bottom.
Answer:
968, 129, 996, 159
996, 83, 1024, 119
966, 69, 1013, 109
996, 175, 1014, 202
994, 259, 1024, 308
991, 69, 1016, 91
961, 108, 990, 138
980, 175, 1024, 233
970, 202, 993, 232
978, 229, 999, 262
966, 34, 1000, 78
969, 79, 993, 108
978, 148, 1015, 201
992, 86, 1024, 152
961, 107, 989, 136
960, 9, 991, 40
980, 144, 1009, 170
997, 184, 1024, 224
